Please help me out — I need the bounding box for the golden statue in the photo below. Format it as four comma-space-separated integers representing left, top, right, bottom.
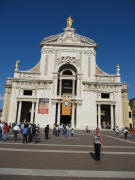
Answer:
67, 16, 74, 28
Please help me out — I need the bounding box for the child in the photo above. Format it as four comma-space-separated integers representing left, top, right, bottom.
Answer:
71, 128, 74, 137
115, 126, 119, 136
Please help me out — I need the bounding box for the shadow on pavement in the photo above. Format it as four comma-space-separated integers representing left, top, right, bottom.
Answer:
90, 152, 95, 161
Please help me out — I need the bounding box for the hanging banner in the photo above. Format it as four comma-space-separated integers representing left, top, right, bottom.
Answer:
38, 98, 49, 114
62, 99, 71, 115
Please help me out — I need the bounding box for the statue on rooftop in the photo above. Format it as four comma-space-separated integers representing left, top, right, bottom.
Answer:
66, 16, 74, 28
15, 60, 20, 71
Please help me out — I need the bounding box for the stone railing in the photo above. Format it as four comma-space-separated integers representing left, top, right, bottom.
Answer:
96, 75, 118, 83
14, 71, 40, 79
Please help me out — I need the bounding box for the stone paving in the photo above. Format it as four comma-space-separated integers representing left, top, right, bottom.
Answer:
0, 130, 135, 179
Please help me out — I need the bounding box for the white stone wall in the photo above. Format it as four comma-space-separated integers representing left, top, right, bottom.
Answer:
3, 27, 127, 130
8, 83, 19, 124
80, 91, 97, 129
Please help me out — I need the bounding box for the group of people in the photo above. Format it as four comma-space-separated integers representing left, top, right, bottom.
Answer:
2, 120, 135, 165
115, 126, 135, 139
0, 121, 102, 164
52, 124, 74, 138
0, 121, 40, 143
20, 123, 40, 143
0, 120, 75, 142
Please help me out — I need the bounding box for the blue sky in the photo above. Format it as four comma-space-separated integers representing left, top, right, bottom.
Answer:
0, 0, 135, 108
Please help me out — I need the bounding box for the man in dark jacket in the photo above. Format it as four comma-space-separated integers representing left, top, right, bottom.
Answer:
44, 125, 49, 140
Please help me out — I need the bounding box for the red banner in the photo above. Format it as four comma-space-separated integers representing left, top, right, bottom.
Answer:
38, 98, 49, 114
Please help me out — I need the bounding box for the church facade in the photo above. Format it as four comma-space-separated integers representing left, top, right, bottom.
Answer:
2, 22, 128, 130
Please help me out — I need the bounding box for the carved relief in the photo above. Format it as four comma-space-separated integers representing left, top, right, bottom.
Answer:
55, 54, 81, 73
82, 49, 96, 55
41, 48, 54, 54
61, 56, 76, 63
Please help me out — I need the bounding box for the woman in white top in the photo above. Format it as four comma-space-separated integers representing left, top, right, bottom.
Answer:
94, 127, 103, 163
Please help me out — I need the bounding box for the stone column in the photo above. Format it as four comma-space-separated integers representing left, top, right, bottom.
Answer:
33, 102, 36, 124
30, 102, 34, 124
2, 88, 8, 122
72, 80, 75, 97
77, 74, 82, 98
71, 103, 75, 128
14, 101, 18, 123
57, 103, 61, 125
98, 104, 101, 128
59, 79, 62, 96
111, 105, 114, 129
77, 79, 80, 97
114, 105, 116, 128
34, 101, 38, 124
53, 72, 58, 97
74, 103, 77, 128
17, 101, 22, 125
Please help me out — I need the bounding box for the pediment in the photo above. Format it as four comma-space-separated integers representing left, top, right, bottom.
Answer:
40, 28, 97, 47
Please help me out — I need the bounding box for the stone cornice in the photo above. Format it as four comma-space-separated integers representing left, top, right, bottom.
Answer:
82, 81, 123, 86
51, 98, 82, 104
17, 97, 38, 102
12, 78, 53, 83
96, 100, 116, 105
41, 43, 96, 48
15, 71, 40, 74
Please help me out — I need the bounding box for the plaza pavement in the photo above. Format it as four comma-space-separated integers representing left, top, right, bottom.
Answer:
0, 130, 135, 180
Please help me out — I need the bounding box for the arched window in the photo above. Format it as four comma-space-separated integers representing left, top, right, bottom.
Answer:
58, 64, 77, 74
63, 70, 72, 75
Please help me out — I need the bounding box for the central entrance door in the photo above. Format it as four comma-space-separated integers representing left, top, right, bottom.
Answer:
20, 101, 32, 123
101, 105, 111, 129
60, 115, 71, 125
60, 102, 72, 126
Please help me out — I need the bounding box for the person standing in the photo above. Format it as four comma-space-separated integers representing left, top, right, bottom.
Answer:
59, 124, 63, 136
71, 128, 74, 137
28, 124, 32, 142
124, 127, 128, 139
0, 121, 3, 140
23, 124, 28, 143
44, 125, 49, 140
94, 127, 103, 163
115, 126, 119, 136
0, 126, 2, 140
64, 126, 68, 138
131, 128, 135, 138
3, 123, 9, 141
32, 124, 36, 143
13, 124, 20, 141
